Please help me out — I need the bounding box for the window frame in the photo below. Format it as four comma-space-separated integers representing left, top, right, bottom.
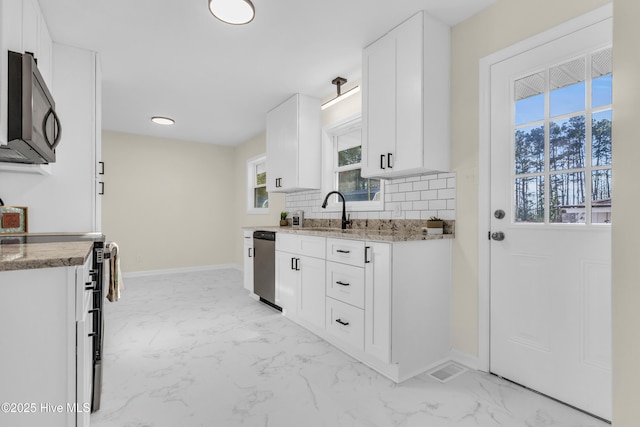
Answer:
321, 115, 384, 212
247, 154, 269, 214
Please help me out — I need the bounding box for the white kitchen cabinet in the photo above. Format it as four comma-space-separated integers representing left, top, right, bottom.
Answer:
243, 230, 254, 292
361, 11, 450, 179
297, 255, 326, 329
275, 234, 326, 331
275, 231, 452, 383
364, 242, 392, 363
266, 93, 321, 193
0, 252, 93, 427
0, 0, 54, 148
51, 44, 103, 232
326, 297, 365, 350
275, 250, 299, 314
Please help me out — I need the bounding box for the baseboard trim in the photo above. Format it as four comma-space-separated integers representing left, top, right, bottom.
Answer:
123, 264, 242, 279
449, 349, 479, 371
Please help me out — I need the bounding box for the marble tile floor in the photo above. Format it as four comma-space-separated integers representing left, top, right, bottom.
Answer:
91, 269, 608, 427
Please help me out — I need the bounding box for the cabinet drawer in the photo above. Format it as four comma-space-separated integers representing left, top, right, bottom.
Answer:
326, 297, 364, 350
326, 262, 365, 309
326, 238, 365, 267
276, 233, 298, 253
277, 233, 326, 259
298, 235, 326, 258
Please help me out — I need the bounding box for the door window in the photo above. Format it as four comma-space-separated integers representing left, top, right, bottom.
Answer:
513, 47, 612, 224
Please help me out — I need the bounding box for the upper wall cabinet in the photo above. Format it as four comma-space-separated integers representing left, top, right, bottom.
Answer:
0, 0, 54, 147
266, 93, 321, 193
361, 11, 450, 179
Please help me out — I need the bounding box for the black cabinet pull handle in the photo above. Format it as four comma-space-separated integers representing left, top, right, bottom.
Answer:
336, 281, 350, 286
98, 161, 105, 175
336, 249, 350, 254
335, 319, 349, 326
380, 154, 386, 170
88, 309, 99, 314
291, 257, 295, 270
365, 246, 371, 264
387, 153, 393, 168
295, 258, 301, 271
248, 248, 252, 258
88, 332, 97, 337
99, 182, 104, 195
85, 282, 95, 291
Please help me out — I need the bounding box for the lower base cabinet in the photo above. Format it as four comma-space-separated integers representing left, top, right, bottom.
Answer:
276, 233, 452, 383
243, 230, 254, 292
275, 234, 326, 332
0, 254, 94, 427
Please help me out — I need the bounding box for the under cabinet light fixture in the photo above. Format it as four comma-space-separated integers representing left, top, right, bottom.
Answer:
151, 116, 175, 126
208, 0, 255, 25
321, 77, 360, 110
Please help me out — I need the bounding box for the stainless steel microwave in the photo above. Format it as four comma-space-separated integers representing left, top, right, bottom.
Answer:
0, 51, 61, 164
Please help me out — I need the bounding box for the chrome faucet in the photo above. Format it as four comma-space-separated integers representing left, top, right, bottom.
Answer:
321, 191, 351, 230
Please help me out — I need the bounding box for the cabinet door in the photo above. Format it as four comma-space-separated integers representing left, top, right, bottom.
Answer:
297, 255, 325, 329
394, 12, 424, 173
22, 0, 39, 56
37, 12, 53, 90
243, 237, 254, 292
275, 251, 298, 316
364, 242, 392, 363
76, 318, 92, 427
361, 33, 396, 178
266, 95, 298, 192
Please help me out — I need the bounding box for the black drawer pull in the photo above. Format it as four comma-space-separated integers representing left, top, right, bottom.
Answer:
88, 332, 97, 337
335, 319, 349, 326
85, 282, 95, 291
336, 281, 350, 286
336, 249, 351, 254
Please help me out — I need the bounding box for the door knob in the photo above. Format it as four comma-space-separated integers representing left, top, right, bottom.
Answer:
491, 231, 505, 241
494, 209, 506, 219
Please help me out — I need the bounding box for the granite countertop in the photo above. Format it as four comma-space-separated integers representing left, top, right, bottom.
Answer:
0, 241, 93, 272
242, 219, 455, 242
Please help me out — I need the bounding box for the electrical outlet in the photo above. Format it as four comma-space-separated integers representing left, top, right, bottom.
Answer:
393, 204, 402, 218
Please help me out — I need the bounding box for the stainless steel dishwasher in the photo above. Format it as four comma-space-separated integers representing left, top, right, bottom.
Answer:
252, 231, 281, 310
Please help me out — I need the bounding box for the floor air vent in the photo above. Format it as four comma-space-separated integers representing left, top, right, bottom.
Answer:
428, 362, 467, 383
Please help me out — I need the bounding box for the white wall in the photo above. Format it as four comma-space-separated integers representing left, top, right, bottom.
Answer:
611, 0, 640, 424
102, 131, 237, 273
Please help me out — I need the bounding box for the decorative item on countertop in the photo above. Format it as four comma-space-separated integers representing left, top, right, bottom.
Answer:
280, 211, 289, 226
0, 205, 28, 234
426, 216, 444, 235
291, 210, 304, 228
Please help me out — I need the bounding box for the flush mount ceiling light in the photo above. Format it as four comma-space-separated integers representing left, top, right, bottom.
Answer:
321, 77, 360, 110
208, 0, 255, 25
151, 116, 175, 126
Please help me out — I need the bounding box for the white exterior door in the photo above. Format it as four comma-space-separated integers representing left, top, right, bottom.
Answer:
490, 18, 612, 420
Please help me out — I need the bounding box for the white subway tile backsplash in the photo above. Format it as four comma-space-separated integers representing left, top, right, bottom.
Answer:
421, 190, 438, 200
391, 192, 406, 202
413, 200, 430, 210
438, 188, 456, 200
398, 183, 413, 192
284, 172, 456, 220
405, 192, 420, 202
429, 199, 447, 210
412, 181, 430, 191
429, 179, 448, 190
